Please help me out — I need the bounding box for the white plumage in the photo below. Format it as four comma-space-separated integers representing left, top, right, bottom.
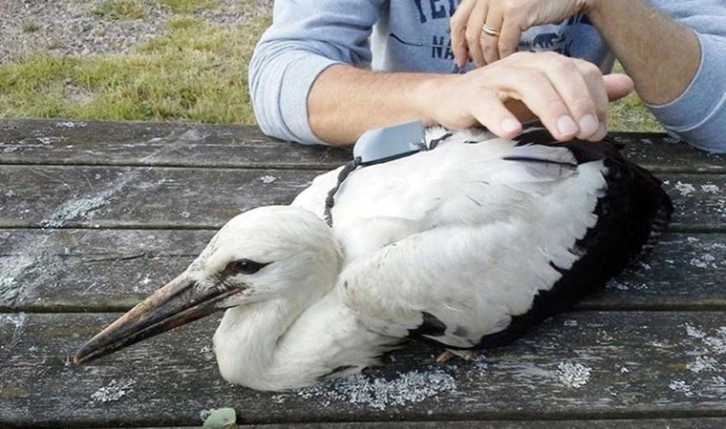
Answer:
74, 128, 671, 391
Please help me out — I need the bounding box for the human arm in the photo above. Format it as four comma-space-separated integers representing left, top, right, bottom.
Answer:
248, 0, 384, 145
309, 55, 632, 145
249, 0, 630, 146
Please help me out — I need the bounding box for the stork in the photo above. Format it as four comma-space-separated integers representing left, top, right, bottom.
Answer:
73, 127, 672, 391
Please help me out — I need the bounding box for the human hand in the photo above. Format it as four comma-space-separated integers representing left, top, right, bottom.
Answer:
450, 0, 599, 67
425, 51, 633, 141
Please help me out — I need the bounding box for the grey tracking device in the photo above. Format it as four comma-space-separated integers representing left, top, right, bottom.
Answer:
353, 120, 427, 165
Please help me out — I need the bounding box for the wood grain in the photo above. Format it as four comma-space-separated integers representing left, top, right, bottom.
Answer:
0, 119, 350, 169
236, 420, 726, 429
2, 119, 723, 172
0, 165, 723, 230
0, 120, 723, 428
2, 312, 725, 427
1, 230, 724, 311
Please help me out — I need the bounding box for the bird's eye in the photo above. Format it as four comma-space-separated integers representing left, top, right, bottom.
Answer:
226, 259, 269, 275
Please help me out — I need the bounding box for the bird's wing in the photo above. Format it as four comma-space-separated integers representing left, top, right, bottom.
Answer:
293, 135, 584, 260
337, 164, 606, 347
294, 133, 608, 347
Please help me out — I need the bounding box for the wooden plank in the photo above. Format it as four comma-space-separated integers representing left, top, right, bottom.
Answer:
661, 175, 726, 232
0, 119, 351, 169
1, 230, 724, 311
1, 119, 723, 173
91, 419, 726, 429
0, 165, 723, 230
612, 133, 726, 174
0, 165, 322, 229
234, 420, 726, 429
2, 311, 725, 427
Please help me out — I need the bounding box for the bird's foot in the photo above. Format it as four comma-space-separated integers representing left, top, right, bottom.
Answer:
435, 348, 478, 363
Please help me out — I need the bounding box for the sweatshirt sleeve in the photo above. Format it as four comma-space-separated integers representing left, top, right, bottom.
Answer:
249, 0, 385, 145
647, 1, 726, 153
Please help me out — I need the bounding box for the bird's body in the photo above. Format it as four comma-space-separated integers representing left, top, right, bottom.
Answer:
74, 128, 672, 391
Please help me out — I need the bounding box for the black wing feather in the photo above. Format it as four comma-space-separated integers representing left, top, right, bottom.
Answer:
476, 134, 673, 348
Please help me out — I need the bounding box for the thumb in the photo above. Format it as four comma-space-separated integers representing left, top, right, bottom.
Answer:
604, 73, 634, 102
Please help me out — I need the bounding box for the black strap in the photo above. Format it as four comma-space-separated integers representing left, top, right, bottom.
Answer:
324, 158, 360, 227
427, 132, 452, 150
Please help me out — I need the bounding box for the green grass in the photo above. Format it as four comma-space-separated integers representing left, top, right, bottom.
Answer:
607, 62, 663, 132
92, 0, 147, 21
0, 14, 270, 124
161, 0, 221, 14
0, 12, 659, 131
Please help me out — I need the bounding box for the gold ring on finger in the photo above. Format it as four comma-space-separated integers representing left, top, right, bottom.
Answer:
482, 24, 501, 37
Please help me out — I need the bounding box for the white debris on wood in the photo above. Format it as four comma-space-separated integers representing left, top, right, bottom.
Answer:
41, 174, 134, 228
701, 184, 720, 194
296, 369, 456, 410
260, 175, 278, 184
681, 323, 726, 400
3, 312, 26, 330
470, 354, 489, 372
685, 323, 707, 339
607, 279, 630, 291
674, 181, 696, 197
55, 121, 87, 128
179, 128, 204, 142
37, 136, 55, 145
0, 255, 34, 304
1, 138, 183, 306
669, 380, 694, 397
704, 331, 726, 355
199, 408, 214, 422
689, 254, 717, 269
557, 362, 591, 388
90, 379, 136, 403
3, 312, 27, 349
688, 356, 718, 373
711, 376, 726, 390
564, 319, 579, 327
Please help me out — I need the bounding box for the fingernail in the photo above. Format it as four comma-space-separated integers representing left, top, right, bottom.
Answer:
579, 114, 598, 136
557, 115, 578, 136
596, 122, 607, 140
501, 118, 520, 134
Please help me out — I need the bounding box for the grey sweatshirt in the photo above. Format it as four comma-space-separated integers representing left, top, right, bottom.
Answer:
249, 1, 726, 153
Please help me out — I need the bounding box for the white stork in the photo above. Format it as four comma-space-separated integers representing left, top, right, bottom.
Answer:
73, 127, 672, 391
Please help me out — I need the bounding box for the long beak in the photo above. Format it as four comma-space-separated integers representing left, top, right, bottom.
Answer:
73, 272, 242, 364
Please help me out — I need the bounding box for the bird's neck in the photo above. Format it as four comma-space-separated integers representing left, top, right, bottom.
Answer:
213, 288, 395, 391
213, 294, 309, 390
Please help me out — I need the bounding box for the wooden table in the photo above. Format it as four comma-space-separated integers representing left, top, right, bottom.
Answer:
1, 119, 725, 428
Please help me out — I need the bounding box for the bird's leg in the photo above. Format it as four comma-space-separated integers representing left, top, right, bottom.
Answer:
435, 348, 479, 363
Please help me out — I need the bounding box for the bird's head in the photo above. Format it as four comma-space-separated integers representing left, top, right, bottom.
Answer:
73, 205, 341, 365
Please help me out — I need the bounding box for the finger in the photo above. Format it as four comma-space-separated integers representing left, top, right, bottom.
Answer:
604, 73, 634, 102
533, 56, 602, 140
450, 0, 477, 68
470, 91, 523, 138
573, 59, 609, 140
497, 18, 521, 60
490, 67, 581, 141
466, 1, 489, 67
480, 9, 504, 65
